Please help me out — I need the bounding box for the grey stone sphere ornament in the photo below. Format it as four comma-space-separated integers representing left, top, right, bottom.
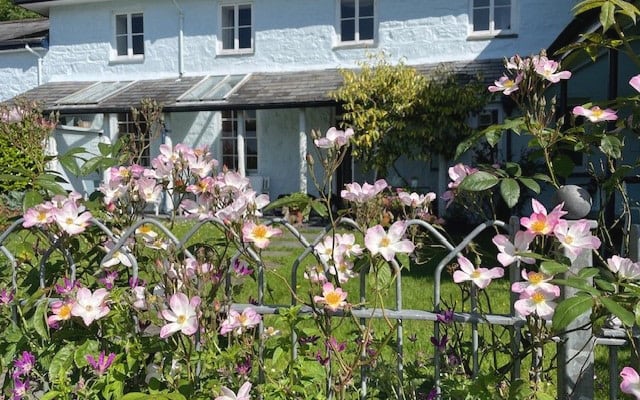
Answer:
552, 184, 592, 220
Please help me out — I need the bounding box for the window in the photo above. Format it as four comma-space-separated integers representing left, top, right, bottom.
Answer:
219, 3, 253, 53
118, 113, 150, 167
339, 0, 374, 43
221, 110, 257, 171
114, 12, 144, 58
471, 0, 514, 36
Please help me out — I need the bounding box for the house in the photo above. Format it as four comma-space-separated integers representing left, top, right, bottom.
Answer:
5, 0, 575, 210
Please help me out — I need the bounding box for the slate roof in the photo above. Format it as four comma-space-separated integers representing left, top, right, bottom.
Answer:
12, 59, 504, 114
0, 18, 48, 51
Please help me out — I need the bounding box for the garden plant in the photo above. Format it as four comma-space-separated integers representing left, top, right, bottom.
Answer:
6, 1, 640, 399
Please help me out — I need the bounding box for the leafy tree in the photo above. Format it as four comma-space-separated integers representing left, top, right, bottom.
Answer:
331, 55, 489, 178
0, 0, 39, 20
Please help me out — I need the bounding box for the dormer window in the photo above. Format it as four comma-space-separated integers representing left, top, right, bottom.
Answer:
338, 0, 375, 44
219, 3, 253, 54
113, 12, 144, 60
470, 0, 516, 37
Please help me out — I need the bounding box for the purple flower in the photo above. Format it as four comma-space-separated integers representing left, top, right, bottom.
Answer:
436, 309, 454, 324
233, 259, 253, 276
430, 335, 448, 352
86, 351, 116, 376
299, 335, 320, 345
55, 277, 79, 295
327, 337, 346, 353
12, 377, 29, 399
315, 350, 329, 366
236, 358, 252, 376
0, 288, 14, 305
99, 271, 119, 289
13, 352, 35, 378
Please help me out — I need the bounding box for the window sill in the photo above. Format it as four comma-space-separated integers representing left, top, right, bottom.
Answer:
467, 32, 518, 41
109, 55, 145, 65
217, 49, 254, 57
333, 40, 377, 50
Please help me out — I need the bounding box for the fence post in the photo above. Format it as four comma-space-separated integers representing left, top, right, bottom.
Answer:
557, 220, 596, 400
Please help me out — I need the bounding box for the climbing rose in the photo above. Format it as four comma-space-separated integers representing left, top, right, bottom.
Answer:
520, 199, 566, 236
630, 75, 640, 93
364, 221, 415, 262
621, 367, 640, 399
215, 381, 252, 400
514, 289, 558, 320
488, 74, 522, 95
452, 255, 504, 289
553, 219, 601, 262
242, 221, 282, 249
71, 288, 110, 326
160, 293, 200, 338
572, 105, 618, 123
313, 282, 347, 311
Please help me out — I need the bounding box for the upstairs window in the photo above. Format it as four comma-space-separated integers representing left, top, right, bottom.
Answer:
221, 110, 257, 171
471, 0, 514, 36
220, 3, 253, 54
339, 0, 375, 44
114, 12, 144, 58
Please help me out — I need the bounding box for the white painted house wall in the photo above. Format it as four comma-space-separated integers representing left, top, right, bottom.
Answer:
5, 0, 576, 201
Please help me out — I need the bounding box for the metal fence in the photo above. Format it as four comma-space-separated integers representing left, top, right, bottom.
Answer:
0, 214, 633, 399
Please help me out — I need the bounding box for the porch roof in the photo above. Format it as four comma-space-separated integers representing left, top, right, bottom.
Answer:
11, 59, 504, 114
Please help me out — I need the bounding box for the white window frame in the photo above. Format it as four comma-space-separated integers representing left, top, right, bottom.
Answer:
111, 11, 145, 61
218, 2, 254, 55
468, 0, 517, 38
335, 0, 376, 47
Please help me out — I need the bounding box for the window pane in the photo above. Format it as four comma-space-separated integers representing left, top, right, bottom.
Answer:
222, 120, 233, 133
359, 17, 374, 40
116, 15, 128, 35
474, 0, 490, 7
131, 14, 143, 34
238, 5, 251, 26
341, 0, 355, 19
116, 36, 128, 56
222, 6, 235, 28
246, 139, 257, 156
494, 6, 511, 29
495, 0, 510, 5
473, 9, 489, 31
223, 155, 236, 170
359, 0, 374, 17
222, 27, 234, 49
239, 27, 251, 49
341, 20, 355, 41
132, 35, 144, 55
246, 156, 257, 171
245, 119, 256, 132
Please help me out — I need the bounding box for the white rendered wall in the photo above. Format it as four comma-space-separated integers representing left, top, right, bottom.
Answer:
39, 0, 574, 82
0, 51, 41, 101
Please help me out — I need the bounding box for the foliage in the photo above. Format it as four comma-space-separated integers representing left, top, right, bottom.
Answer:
0, 0, 39, 20
331, 54, 489, 177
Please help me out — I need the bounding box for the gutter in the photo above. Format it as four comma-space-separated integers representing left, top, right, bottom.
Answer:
24, 43, 43, 85
171, 0, 184, 77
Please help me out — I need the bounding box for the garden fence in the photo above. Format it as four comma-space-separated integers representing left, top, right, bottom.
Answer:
0, 215, 634, 399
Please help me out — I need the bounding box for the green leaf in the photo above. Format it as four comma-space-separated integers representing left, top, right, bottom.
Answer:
600, 135, 622, 159
540, 261, 569, 275
600, 1, 616, 31
517, 177, 540, 194
536, 393, 556, 400
57, 154, 81, 176
458, 171, 499, 191
634, 301, 640, 326
601, 296, 635, 326
612, 0, 640, 22
74, 339, 99, 368
80, 156, 110, 176
552, 294, 593, 331
499, 178, 520, 208
595, 278, 615, 292
310, 199, 328, 218
370, 264, 392, 292
572, 0, 606, 16
23, 189, 44, 210
49, 344, 76, 382
577, 267, 601, 279
40, 392, 61, 400
33, 299, 49, 340
34, 176, 67, 195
